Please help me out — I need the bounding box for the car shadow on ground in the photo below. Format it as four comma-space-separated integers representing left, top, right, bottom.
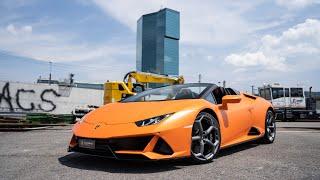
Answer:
58, 141, 260, 173
216, 141, 259, 159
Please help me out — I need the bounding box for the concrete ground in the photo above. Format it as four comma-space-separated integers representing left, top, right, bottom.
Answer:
0, 121, 319, 180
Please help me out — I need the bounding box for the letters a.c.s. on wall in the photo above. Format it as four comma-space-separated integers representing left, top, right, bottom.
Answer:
0, 81, 104, 114
0, 82, 61, 113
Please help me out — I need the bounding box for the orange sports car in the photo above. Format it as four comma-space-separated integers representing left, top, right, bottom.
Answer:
68, 83, 276, 163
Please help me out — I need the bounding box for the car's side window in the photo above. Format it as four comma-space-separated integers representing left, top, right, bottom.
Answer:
226, 88, 238, 95
204, 92, 216, 104
212, 87, 227, 104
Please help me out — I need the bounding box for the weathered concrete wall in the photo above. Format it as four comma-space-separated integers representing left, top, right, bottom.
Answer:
0, 81, 103, 114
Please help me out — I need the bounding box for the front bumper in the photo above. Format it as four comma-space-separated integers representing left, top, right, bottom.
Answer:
68, 119, 194, 160
69, 134, 181, 160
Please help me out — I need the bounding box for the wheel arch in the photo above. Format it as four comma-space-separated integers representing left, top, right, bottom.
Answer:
199, 108, 219, 125
267, 106, 275, 114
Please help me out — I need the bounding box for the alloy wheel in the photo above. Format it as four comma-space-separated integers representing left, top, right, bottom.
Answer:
266, 111, 276, 141
191, 113, 220, 162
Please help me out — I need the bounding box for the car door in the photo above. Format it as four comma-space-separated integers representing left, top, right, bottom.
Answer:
212, 87, 252, 144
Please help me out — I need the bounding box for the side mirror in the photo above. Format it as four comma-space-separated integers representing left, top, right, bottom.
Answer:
220, 95, 241, 110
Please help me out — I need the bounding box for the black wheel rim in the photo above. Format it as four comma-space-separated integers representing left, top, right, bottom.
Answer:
191, 115, 220, 161
266, 112, 276, 141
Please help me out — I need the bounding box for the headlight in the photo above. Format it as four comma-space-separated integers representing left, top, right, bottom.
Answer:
135, 114, 172, 127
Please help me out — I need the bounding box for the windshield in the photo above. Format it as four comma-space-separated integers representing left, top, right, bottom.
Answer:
122, 84, 211, 102
259, 88, 271, 100
290, 88, 304, 97
272, 88, 284, 99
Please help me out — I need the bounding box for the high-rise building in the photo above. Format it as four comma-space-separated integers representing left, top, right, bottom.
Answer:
136, 8, 180, 76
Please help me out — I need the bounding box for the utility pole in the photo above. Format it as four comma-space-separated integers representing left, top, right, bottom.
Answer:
198, 74, 202, 93
251, 85, 254, 95
263, 84, 266, 98
49, 61, 52, 85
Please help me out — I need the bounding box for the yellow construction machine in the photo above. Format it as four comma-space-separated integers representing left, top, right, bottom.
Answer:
104, 71, 184, 104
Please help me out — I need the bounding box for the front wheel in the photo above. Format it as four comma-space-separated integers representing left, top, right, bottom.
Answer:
261, 110, 276, 143
190, 112, 220, 163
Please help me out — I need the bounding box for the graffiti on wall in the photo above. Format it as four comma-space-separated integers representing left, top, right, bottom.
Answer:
0, 82, 61, 112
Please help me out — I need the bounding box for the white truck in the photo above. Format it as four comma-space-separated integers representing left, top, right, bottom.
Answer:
258, 83, 318, 121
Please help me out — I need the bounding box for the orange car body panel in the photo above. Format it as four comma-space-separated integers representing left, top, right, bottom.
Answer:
70, 93, 272, 160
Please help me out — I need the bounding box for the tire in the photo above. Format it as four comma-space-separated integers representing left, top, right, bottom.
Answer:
190, 112, 221, 163
261, 110, 276, 144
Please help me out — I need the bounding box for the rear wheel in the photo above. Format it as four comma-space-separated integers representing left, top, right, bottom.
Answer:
190, 112, 220, 163
261, 110, 276, 143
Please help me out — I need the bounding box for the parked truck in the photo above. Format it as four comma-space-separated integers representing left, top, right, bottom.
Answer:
258, 83, 319, 121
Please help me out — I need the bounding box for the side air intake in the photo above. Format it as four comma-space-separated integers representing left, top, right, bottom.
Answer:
248, 127, 261, 136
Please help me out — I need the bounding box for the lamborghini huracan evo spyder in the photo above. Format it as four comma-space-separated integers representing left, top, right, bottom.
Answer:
68, 83, 276, 163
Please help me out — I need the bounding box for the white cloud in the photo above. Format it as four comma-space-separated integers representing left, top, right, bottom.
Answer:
225, 52, 287, 71
6, 24, 32, 35
276, 0, 320, 9
6, 24, 16, 34
22, 25, 32, 33
225, 19, 320, 72
92, 0, 162, 30
0, 23, 134, 63
0, 22, 136, 82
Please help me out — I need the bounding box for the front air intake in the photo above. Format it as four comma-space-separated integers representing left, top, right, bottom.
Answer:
108, 136, 153, 151
153, 137, 173, 155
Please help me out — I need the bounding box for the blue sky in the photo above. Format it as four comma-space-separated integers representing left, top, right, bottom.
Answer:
0, 0, 319, 92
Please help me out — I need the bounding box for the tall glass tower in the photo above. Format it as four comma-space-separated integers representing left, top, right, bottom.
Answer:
136, 8, 180, 76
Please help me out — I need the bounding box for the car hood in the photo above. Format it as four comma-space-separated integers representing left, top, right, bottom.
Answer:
83, 99, 205, 125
